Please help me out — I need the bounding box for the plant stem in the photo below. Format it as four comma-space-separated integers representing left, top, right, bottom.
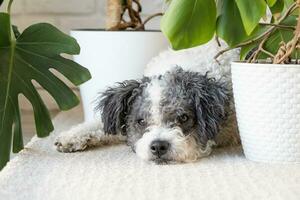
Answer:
273, 0, 300, 64
105, 0, 122, 30
261, 48, 275, 58
7, 0, 14, 14
127, 0, 142, 25
133, 0, 142, 12
249, 31, 273, 62
107, 0, 144, 30
135, 13, 163, 30
6, 0, 15, 41
215, 36, 221, 47
214, 2, 298, 61
259, 23, 295, 31
2, 1, 16, 152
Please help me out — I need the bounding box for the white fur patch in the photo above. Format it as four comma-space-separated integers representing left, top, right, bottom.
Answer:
55, 120, 126, 152
144, 40, 239, 80
146, 79, 163, 125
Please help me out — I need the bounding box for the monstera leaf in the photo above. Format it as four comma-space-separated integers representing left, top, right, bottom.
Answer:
0, 13, 91, 169
161, 0, 216, 50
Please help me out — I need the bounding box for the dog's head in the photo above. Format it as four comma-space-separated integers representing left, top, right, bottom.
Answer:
97, 67, 230, 164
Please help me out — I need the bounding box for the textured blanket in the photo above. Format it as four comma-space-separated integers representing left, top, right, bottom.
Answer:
0, 106, 300, 200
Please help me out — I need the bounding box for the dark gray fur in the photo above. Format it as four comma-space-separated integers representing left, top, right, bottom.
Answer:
96, 79, 145, 135
166, 67, 230, 141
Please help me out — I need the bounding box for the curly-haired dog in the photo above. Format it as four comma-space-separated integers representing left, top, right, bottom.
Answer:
55, 41, 240, 164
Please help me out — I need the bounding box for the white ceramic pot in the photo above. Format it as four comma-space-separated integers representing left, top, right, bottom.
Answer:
231, 62, 300, 163
71, 30, 169, 122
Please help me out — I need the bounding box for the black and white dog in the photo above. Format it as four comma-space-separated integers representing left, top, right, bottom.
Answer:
55, 41, 240, 164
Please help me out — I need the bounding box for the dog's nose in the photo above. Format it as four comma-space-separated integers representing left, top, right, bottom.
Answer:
150, 140, 170, 156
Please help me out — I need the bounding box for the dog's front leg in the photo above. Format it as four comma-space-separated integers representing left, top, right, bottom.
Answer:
54, 120, 126, 153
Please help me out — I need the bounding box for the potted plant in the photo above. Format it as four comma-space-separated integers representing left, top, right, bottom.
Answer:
161, 0, 300, 163
71, 0, 169, 122
0, 0, 91, 169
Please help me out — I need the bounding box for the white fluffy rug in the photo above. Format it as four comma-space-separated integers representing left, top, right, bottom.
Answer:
1, 106, 300, 200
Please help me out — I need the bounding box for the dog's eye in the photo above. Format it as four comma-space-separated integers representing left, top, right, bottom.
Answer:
137, 119, 146, 126
178, 114, 189, 123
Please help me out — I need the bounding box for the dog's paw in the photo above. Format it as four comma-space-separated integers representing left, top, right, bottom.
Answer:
54, 134, 88, 153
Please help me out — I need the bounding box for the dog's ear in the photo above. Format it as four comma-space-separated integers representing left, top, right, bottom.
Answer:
180, 69, 230, 141
96, 80, 143, 135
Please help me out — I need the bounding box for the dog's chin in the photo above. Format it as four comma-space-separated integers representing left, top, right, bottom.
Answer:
151, 157, 187, 165
152, 158, 171, 165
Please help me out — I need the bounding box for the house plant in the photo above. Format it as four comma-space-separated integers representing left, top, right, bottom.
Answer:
161, 0, 300, 163
72, 0, 169, 122
0, 0, 91, 169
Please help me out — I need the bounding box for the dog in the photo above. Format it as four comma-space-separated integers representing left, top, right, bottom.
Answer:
55, 41, 240, 164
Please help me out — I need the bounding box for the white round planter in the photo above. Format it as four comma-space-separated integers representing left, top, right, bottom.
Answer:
231, 62, 300, 163
71, 30, 169, 122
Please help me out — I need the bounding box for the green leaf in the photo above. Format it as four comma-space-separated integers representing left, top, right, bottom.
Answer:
216, 0, 248, 47
216, 0, 223, 17
161, 0, 216, 50
12, 25, 21, 39
266, 0, 277, 6
235, 0, 267, 35
260, 30, 291, 58
270, 0, 284, 15
239, 25, 267, 60
284, 0, 295, 7
0, 13, 91, 169
0, 13, 10, 46
240, 42, 259, 60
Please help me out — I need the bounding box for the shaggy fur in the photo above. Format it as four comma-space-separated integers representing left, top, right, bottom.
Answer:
55, 40, 240, 164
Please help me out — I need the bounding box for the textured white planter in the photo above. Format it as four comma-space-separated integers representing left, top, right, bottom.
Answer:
231, 62, 300, 163
71, 30, 169, 122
